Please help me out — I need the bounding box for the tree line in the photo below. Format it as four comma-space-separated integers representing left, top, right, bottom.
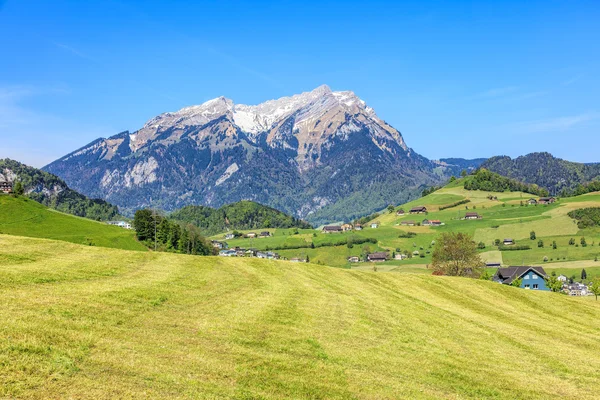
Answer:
464, 169, 549, 197
134, 209, 216, 255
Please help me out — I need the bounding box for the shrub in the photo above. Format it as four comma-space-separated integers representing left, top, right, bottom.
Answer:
543, 256, 548, 262
477, 242, 486, 249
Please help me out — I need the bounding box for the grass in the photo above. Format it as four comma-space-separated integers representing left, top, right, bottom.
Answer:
0, 195, 146, 251
3, 234, 600, 398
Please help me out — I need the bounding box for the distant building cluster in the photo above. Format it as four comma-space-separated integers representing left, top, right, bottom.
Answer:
106, 221, 132, 229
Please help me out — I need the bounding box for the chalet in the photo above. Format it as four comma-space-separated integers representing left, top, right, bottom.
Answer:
347, 256, 360, 263
219, 249, 237, 257
401, 220, 416, 226
0, 181, 12, 194
354, 224, 363, 231
341, 223, 353, 231
527, 198, 538, 205
430, 220, 442, 226
538, 197, 556, 205
493, 266, 549, 290
256, 251, 280, 260
396, 209, 405, 216
235, 248, 246, 257
564, 282, 588, 296
106, 221, 132, 229
260, 231, 272, 238
225, 233, 235, 240
394, 253, 407, 260
422, 219, 431, 226
464, 212, 480, 220
211, 241, 228, 249
557, 274, 568, 282
245, 248, 258, 257
246, 232, 257, 238
367, 252, 388, 262
322, 225, 343, 233
409, 206, 427, 214
370, 223, 379, 229
503, 238, 514, 246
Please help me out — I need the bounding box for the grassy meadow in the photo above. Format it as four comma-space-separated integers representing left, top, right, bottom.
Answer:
2, 234, 600, 399
0, 195, 146, 251
216, 180, 600, 276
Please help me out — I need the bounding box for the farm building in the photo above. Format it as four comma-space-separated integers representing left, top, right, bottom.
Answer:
539, 197, 556, 204
464, 212, 480, 220
503, 238, 514, 246
322, 225, 343, 233
401, 220, 416, 226
409, 206, 427, 214
528, 198, 538, 205
396, 209, 405, 215
0, 181, 13, 194
367, 252, 388, 262
347, 256, 360, 263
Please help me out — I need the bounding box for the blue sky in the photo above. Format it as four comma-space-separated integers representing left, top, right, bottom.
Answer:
1, 0, 599, 167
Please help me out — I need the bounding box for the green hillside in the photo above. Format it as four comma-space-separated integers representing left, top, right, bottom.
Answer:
1, 234, 600, 399
169, 200, 312, 235
216, 177, 600, 276
0, 195, 146, 251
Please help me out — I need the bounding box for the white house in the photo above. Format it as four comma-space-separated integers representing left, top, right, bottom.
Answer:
370, 223, 379, 229
557, 274, 568, 282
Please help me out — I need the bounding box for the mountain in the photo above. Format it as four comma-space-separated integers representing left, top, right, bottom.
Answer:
169, 200, 312, 236
437, 157, 487, 173
481, 152, 600, 196
45, 85, 449, 225
0, 158, 120, 221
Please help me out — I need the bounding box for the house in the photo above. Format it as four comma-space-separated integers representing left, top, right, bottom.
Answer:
245, 248, 257, 257
211, 240, 228, 249
106, 221, 132, 229
235, 248, 247, 257
409, 206, 427, 214
528, 198, 538, 205
464, 212, 480, 220
341, 223, 353, 231
370, 223, 379, 229
367, 252, 388, 262
401, 220, 416, 226
430, 220, 442, 226
354, 224, 362, 231
268, 252, 280, 260
394, 253, 407, 260
289, 257, 306, 263
493, 266, 549, 290
0, 181, 12, 194
246, 232, 257, 238
563, 282, 589, 296
503, 238, 514, 246
260, 231, 272, 238
538, 197, 556, 205
557, 274, 568, 282
219, 249, 237, 257
225, 233, 235, 240
256, 251, 268, 259
422, 219, 431, 226
322, 225, 343, 233
485, 262, 501, 267
396, 209, 405, 216
347, 256, 360, 263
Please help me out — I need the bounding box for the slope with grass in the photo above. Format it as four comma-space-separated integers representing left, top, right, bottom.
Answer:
2, 234, 600, 399
0, 195, 146, 251
217, 176, 600, 274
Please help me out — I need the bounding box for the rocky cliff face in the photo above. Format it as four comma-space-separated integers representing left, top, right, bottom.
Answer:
44, 85, 452, 224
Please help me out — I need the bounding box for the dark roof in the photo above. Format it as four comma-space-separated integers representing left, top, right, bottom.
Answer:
539, 197, 555, 201
401, 220, 416, 224
494, 266, 547, 284
465, 212, 479, 217
323, 225, 342, 231
410, 206, 427, 212
368, 252, 388, 260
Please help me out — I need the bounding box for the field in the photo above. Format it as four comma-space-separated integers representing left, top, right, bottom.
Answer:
2, 234, 600, 399
217, 180, 600, 277
0, 195, 146, 251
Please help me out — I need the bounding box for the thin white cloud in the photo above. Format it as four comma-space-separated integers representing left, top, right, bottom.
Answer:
516, 112, 600, 133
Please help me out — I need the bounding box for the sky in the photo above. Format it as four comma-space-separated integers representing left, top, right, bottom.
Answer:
1, 0, 599, 167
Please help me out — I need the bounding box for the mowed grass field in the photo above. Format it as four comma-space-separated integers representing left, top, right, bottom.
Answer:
0, 195, 146, 251
2, 234, 600, 399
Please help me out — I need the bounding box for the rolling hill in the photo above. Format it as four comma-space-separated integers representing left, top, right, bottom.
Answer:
216, 174, 600, 277
1, 234, 600, 399
0, 195, 145, 251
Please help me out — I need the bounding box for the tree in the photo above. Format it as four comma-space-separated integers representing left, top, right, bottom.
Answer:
546, 275, 563, 292
494, 239, 501, 246
581, 237, 587, 247
589, 278, 600, 301
569, 238, 575, 245
387, 204, 395, 214
530, 231, 536, 240
430, 232, 484, 278
477, 242, 486, 249
13, 181, 24, 196
449, 176, 456, 182
511, 278, 523, 287
460, 169, 467, 177
306, 255, 310, 263
581, 269, 587, 281
552, 241, 557, 249
537, 239, 544, 248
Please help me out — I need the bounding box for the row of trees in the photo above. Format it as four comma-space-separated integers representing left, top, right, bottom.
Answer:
133, 209, 216, 255
464, 169, 549, 197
